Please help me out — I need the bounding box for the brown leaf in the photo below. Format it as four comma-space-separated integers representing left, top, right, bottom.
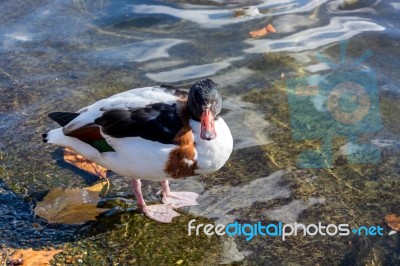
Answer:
64, 148, 107, 178
249, 27, 268, 38
10, 248, 62, 266
249, 24, 277, 38
35, 181, 110, 224
266, 24, 277, 33
385, 214, 400, 231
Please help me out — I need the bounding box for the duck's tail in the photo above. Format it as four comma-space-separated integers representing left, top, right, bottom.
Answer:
48, 112, 80, 127
42, 112, 79, 143
42, 128, 103, 164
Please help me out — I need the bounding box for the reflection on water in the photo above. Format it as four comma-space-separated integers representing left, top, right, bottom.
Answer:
184, 171, 291, 224
131, 0, 329, 27
91, 38, 186, 63
1, 0, 400, 264
245, 16, 385, 53
223, 96, 272, 149
146, 60, 232, 82
267, 196, 325, 224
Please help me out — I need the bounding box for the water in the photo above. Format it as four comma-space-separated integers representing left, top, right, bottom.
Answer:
1, 0, 400, 265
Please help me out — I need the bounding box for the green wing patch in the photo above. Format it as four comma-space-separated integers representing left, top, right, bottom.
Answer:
92, 140, 115, 153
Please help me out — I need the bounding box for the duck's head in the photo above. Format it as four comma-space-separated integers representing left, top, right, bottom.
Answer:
188, 79, 222, 141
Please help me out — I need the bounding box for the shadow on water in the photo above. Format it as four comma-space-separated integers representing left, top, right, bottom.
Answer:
51, 148, 101, 185
0, 179, 91, 248
0, 146, 132, 250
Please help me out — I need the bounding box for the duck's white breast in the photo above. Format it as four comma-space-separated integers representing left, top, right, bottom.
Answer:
191, 118, 233, 174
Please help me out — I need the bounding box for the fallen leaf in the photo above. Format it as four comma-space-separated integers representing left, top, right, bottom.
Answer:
266, 24, 276, 33
10, 248, 62, 266
385, 214, 400, 231
35, 181, 110, 224
83, 180, 108, 193
249, 28, 268, 38
249, 24, 277, 38
64, 148, 108, 178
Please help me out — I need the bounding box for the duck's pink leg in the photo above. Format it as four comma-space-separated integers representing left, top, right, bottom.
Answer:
131, 179, 179, 223
160, 180, 199, 208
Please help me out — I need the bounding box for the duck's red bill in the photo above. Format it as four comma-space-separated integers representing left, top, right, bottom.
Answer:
200, 109, 216, 140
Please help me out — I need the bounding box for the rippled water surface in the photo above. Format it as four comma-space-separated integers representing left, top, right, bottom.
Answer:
1, 0, 400, 265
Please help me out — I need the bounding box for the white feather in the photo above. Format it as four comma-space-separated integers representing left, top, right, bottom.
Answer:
191, 118, 233, 174
102, 134, 175, 180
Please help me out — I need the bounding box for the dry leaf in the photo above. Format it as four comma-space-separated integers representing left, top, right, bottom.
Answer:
175, 259, 184, 265
249, 28, 268, 38
35, 181, 110, 224
249, 24, 277, 38
10, 248, 62, 266
385, 214, 400, 231
64, 148, 108, 178
266, 24, 277, 33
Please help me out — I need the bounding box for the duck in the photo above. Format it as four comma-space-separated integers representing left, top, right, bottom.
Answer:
42, 79, 233, 223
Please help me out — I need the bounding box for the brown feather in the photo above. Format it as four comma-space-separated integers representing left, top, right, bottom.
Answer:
64, 124, 104, 143
164, 102, 198, 179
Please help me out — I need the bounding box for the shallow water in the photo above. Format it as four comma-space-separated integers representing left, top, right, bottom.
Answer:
1, 0, 400, 265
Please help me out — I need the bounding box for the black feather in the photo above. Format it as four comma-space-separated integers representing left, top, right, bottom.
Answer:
95, 103, 183, 144
48, 112, 80, 127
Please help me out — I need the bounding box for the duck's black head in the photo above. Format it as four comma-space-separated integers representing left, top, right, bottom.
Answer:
188, 79, 222, 141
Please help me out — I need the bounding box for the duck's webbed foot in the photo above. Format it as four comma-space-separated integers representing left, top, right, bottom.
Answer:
142, 204, 180, 223
160, 180, 199, 208
132, 178, 180, 223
